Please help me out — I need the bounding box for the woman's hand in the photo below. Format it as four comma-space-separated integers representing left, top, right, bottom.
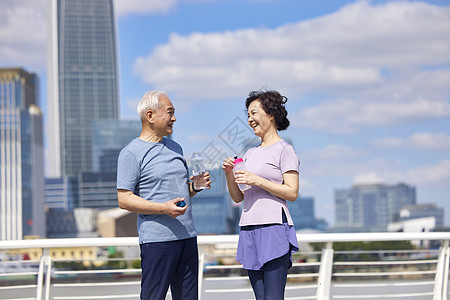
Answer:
234, 170, 261, 187
222, 157, 235, 173
222, 157, 244, 203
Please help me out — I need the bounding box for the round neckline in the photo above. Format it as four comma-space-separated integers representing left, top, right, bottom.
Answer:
138, 137, 164, 144
258, 139, 283, 149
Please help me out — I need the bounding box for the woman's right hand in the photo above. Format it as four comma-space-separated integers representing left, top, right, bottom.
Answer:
222, 157, 235, 173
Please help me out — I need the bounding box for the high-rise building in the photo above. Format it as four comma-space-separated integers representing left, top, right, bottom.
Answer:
191, 167, 240, 235
45, 176, 78, 210
92, 120, 141, 172
399, 204, 445, 228
47, 0, 119, 177
288, 196, 328, 231
0, 68, 45, 240
334, 183, 416, 232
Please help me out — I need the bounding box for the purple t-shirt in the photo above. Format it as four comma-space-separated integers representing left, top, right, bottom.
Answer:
240, 139, 300, 226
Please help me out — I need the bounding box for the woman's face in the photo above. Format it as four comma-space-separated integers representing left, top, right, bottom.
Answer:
247, 100, 274, 137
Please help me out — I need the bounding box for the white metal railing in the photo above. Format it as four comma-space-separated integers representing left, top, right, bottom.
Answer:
0, 232, 449, 300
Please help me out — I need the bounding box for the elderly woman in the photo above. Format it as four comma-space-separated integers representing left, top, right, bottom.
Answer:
222, 89, 300, 300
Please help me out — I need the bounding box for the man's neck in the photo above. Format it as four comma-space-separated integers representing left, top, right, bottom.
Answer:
139, 131, 163, 143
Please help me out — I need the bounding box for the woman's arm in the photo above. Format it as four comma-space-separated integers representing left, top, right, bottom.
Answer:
222, 157, 244, 203
234, 170, 299, 201
117, 189, 187, 218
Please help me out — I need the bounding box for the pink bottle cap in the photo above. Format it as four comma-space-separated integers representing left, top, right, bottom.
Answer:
234, 158, 243, 164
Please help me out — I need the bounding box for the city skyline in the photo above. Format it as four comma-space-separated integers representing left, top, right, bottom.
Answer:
1, 0, 449, 226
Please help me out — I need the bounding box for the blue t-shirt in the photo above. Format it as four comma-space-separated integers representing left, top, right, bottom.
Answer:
116, 137, 197, 243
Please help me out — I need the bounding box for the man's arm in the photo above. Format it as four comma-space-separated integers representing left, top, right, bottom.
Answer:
117, 189, 187, 218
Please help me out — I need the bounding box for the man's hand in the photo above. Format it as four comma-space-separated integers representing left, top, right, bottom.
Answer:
165, 198, 188, 218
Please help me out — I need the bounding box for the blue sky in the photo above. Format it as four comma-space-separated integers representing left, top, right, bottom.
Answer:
1, 0, 450, 226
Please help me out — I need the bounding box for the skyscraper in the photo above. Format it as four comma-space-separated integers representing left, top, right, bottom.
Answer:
47, 0, 119, 177
0, 68, 45, 240
334, 183, 416, 232
288, 196, 328, 231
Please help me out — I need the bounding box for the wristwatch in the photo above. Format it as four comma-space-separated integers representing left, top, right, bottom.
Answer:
191, 181, 203, 193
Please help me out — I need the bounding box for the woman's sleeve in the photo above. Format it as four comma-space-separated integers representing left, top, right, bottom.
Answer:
280, 145, 300, 174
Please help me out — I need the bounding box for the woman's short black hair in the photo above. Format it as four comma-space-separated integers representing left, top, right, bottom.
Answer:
245, 89, 290, 131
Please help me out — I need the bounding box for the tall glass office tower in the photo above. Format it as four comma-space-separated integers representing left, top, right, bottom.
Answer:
334, 183, 416, 231
47, 0, 119, 177
0, 68, 45, 240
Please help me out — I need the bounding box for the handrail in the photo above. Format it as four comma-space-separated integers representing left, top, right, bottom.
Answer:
1, 231, 449, 249
1, 232, 449, 300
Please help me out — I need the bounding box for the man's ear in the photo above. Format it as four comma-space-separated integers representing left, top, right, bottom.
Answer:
146, 110, 154, 123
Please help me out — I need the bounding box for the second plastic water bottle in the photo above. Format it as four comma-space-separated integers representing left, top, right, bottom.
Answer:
191, 152, 207, 190
234, 157, 250, 191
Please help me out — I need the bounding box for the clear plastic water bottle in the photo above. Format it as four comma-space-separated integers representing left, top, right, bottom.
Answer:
191, 152, 207, 190
233, 156, 250, 191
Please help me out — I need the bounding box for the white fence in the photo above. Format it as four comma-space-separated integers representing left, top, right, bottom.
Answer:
0, 232, 449, 300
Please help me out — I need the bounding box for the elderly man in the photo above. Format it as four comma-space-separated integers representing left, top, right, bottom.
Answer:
117, 90, 210, 300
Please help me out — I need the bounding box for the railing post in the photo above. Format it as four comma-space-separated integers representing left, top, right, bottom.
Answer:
316, 241, 334, 300
198, 252, 205, 300
433, 239, 449, 300
36, 248, 51, 300
36, 254, 45, 300
44, 254, 53, 300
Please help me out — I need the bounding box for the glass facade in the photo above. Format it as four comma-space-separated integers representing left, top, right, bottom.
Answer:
334, 183, 416, 231
288, 196, 327, 231
399, 204, 445, 228
0, 68, 45, 240
45, 177, 78, 210
191, 168, 240, 235
48, 0, 119, 177
91, 120, 141, 172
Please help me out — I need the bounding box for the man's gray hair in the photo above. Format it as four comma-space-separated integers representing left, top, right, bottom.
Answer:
136, 90, 168, 120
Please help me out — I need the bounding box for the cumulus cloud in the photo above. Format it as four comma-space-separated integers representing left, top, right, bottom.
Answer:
302, 142, 450, 188
386, 159, 450, 187
293, 98, 450, 133
0, 0, 47, 71
186, 133, 212, 143
134, 1, 450, 101
373, 132, 450, 150
352, 172, 384, 186
113, 0, 177, 17
301, 144, 366, 161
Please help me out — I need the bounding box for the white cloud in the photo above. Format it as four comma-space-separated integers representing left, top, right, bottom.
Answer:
186, 133, 212, 143
292, 98, 450, 133
0, 0, 47, 71
302, 143, 450, 188
134, 1, 450, 101
301, 144, 365, 161
352, 172, 384, 186
373, 132, 450, 150
386, 159, 450, 187
113, 0, 178, 17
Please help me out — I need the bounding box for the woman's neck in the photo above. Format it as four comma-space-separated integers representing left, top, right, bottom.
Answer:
260, 130, 281, 148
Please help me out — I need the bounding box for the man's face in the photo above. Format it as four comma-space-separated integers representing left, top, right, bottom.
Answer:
152, 96, 176, 137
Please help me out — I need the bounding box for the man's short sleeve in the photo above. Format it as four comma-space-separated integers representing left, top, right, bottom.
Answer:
117, 149, 140, 193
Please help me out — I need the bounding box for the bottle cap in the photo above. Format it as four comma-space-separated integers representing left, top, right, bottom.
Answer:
234, 158, 243, 164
